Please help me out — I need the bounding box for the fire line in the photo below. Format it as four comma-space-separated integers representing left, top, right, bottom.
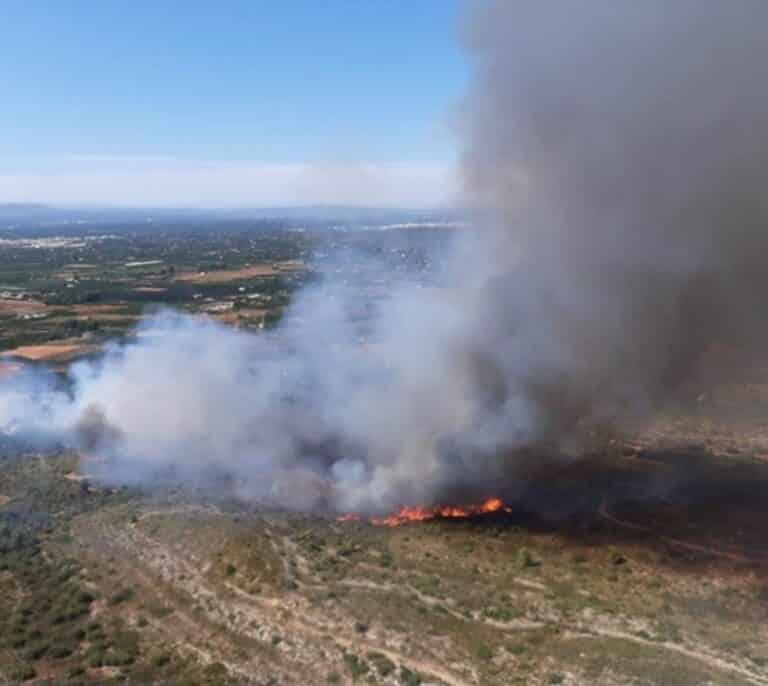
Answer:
338, 497, 511, 527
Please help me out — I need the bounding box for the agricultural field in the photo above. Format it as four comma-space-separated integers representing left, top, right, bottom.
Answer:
0, 221, 448, 359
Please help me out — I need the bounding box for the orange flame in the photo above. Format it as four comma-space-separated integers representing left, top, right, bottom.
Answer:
336, 513, 362, 523
337, 497, 510, 527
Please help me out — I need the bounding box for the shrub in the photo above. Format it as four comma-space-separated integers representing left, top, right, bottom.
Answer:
77, 590, 95, 604
103, 649, 135, 666
87, 646, 107, 667
23, 640, 50, 660
399, 666, 422, 686
610, 550, 627, 566
476, 643, 494, 660
204, 662, 228, 680
148, 603, 174, 618
152, 652, 171, 667
50, 642, 76, 658
108, 587, 135, 606
517, 548, 537, 569
367, 651, 396, 676
343, 652, 369, 679
10, 665, 36, 682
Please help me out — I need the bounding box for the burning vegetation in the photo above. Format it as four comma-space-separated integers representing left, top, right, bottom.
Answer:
339, 496, 511, 527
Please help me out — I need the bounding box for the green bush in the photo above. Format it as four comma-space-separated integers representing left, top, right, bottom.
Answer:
103, 649, 135, 666
367, 651, 396, 676
108, 587, 135, 606
77, 590, 95, 604
23, 640, 50, 660
204, 662, 228, 680
517, 548, 538, 568
399, 666, 422, 686
10, 635, 27, 649
10, 665, 36, 682
152, 652, 172, 667
475, 643, 494, 660
148, 602, 174, 618
343, 652, 369, 679
86, 646, 107, 667
50, 642, 75, 658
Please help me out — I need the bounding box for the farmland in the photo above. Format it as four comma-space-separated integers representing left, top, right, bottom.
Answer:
0, 220, 448, 360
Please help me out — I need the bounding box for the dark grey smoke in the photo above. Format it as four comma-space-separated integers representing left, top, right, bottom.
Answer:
459, 0, 768, 426
2, 1, 768, 513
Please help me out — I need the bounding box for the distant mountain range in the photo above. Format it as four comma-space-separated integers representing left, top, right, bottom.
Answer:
0, 203, 465, 230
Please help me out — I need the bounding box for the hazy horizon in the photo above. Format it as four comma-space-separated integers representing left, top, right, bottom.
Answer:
1, 2, 465, 208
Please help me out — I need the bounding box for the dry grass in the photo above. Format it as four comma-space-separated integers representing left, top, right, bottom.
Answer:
214, 309, 269, 325
2, 341, 99, 361
0, 298, 47, 314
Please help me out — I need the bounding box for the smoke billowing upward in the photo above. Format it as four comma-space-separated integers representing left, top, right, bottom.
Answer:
2, 1, 768, 513
459, 0, 768, 422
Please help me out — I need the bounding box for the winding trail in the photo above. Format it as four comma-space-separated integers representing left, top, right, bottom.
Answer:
338, 572, 768, 684
124, 511, 475, 686
86, 503, 768, 686
572, 625, 768, 686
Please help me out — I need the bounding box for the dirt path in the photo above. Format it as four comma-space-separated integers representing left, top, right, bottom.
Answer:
341, 574, 766, 684
118, 512, 471, 685
223, 576, 478, 685
335, 635, 475, 686
340, 578, 544, 632
86, 504, 768, 686
133, 504, 225, 522
128, 561, 258, 683
575, 625, 768, 686
131, 513, 473, 686
280, 609, 475, 686
341, 547, 767, 684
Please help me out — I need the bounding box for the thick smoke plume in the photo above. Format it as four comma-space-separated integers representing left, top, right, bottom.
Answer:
3, 1, 768, 512
455, 0, 768, 436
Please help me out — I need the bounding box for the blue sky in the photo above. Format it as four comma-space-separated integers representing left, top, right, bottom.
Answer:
0, 1, 467, 207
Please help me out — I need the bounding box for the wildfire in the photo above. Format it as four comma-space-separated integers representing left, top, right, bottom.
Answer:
335, 513, 362, 523
337, 497, 510, 527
